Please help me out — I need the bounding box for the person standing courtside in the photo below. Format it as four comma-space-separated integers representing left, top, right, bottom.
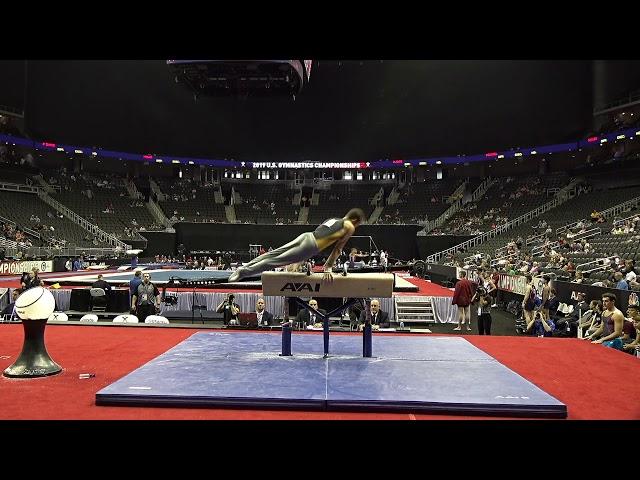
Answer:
129, 270, 143, 303
472, 286, 492, 335
379, 250, 388, 272
131, 272, 161, 323
540, 275, 551, 322
452, 270, 475, 331
521, 275, 537, 331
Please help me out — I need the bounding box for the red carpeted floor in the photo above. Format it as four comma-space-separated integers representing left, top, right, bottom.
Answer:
1, 324, 638, 420
400, 276, 454, 297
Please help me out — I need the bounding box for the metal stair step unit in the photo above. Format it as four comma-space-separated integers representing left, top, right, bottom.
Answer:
531, 240, 559, 257
446, 179, 468, 204
613, 212, 640, 228
423, 177, 494, 234
368, 205, 384, 224
225, 204, 237, 223
0, 213, 40, 241
464, 252, 489, 264
37, 190, 130, 251
146, 197, 172, 229
292, 189, 302, 205
297, 206, 309, 224
426, 181, 578, 264
394, 296, 435, 324
577, 255, 618, 274
526, 230, 548, 246
450, 177, 583, 263
149, 178, 166, 201
125, 179, 142, 199
387, 186, 400, 205
598, 194, 640, 222
32, 174, 60, 194
213, 186, 224, 204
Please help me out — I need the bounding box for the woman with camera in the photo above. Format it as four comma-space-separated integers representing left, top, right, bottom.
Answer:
217, 293, 240, 326
472, 285, 492, 335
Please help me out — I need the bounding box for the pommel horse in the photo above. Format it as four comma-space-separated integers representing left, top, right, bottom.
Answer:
261, 271, 395, 358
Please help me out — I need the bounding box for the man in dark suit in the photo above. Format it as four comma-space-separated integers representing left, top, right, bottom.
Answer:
295, 298, 326, 328
129, 270, 142, 303
358, 299, 390, 331
91, 273, 112, 310
1, 289, 20, 321
255, 297, 274, 326
92, 274, 112, 293
132, 272, 161, 323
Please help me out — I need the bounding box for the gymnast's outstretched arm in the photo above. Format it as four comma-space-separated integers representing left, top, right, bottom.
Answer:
322, 231, 354, 282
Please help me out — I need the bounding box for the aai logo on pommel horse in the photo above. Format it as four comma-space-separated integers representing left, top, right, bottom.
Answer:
280, 282, 321, 293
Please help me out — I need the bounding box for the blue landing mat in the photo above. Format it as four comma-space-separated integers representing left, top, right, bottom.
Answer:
96, 332, 567, 417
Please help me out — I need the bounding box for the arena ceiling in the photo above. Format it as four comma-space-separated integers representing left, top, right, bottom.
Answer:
0, 60, 602, 163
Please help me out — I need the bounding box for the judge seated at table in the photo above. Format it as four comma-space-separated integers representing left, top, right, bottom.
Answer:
357, 299, 390, 331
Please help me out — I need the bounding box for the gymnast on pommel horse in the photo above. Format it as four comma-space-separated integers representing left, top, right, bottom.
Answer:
228, 208, 366, 283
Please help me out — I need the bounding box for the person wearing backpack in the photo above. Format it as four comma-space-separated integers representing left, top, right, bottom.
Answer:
521, 275, 537, 327
472, 285, 492, 335
540, 275, 552, 322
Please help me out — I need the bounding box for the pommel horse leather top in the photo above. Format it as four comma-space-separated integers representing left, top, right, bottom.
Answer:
261, 272, 394, 298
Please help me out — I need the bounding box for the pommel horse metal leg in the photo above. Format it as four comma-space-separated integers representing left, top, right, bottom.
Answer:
362, 298, 372, 357
280, 322, 292, 356
363, 323, 372, 357
278, 296, 376, 358
323, 316, 330, 358
281, 297, 360, 359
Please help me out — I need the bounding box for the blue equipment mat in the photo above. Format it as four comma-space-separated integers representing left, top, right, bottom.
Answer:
96, 332, 566, 417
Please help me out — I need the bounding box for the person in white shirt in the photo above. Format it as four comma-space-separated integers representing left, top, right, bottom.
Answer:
379, 250, 388, 271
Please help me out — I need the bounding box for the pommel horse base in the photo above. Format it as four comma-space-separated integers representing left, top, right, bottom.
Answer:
261, 272, 395, 358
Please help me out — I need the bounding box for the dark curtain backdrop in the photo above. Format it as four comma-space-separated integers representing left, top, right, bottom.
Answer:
175, 223, 422, 261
